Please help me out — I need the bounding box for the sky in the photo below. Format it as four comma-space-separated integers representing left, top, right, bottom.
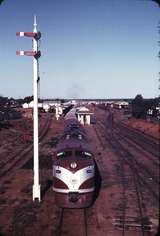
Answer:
0, 0, 159, 99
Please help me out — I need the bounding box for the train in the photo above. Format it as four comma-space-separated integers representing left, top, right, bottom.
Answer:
52, 108, 95, 208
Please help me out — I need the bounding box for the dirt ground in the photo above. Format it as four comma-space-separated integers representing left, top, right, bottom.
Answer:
124, 118, 159, 139
0, 107, 159, 236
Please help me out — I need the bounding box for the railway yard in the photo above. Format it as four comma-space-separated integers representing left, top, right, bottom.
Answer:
0, 104, 159, 236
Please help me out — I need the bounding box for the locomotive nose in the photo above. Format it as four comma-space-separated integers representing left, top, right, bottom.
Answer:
69, 192, 79, 202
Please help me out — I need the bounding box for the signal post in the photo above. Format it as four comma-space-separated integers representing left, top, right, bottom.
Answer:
16, 16, 41, 201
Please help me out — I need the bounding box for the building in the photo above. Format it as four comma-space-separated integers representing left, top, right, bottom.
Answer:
76, 107, 93, 125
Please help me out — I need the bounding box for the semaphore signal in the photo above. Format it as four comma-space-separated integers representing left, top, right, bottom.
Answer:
16, 31, 41, 39
16, 16, 41, 202
16, 50, 41, 58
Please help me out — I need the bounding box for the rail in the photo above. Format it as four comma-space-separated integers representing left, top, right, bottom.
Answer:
55, 208, 88, 236
94, 121, 158, 235
0, 115, 52, 182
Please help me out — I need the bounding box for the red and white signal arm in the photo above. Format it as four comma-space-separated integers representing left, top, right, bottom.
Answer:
16, 51, 36, 56
16, 50, 41, 58
16, 31, 41, 40
16, 32, 36, 37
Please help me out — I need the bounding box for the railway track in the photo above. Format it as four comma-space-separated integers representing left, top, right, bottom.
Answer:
55, 208, 88, 236
113, 137, 159, 199
109, 135, 154, 235
97, 118, 159, 159
0, 115, 52, 182
97, 120, 159, 183
113, 127, 159, 167
118, 121, 159, 144
97, 121, 159, 200
114, 122, 159, 158
94, 121, 158, 235
113, 130, 159, 184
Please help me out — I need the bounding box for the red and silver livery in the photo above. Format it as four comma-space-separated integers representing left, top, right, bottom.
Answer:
53, 108, 95, 208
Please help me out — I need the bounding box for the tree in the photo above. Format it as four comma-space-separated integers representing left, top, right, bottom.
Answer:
0, 0, 5, 5
152, 0, 160, 7
0, 96, 8, 106
131, 94, 146, 119
23, 96, 33, 104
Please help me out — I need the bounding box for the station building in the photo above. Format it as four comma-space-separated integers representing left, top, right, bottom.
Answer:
76, 107, 93, 125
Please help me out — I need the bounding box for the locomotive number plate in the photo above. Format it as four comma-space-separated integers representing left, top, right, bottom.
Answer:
70, 178, 78, 184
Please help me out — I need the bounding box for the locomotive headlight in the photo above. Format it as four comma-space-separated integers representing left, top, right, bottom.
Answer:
70, 162, 77, 169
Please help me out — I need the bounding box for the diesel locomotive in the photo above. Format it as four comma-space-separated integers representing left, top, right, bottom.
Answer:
52, 108, 95, 208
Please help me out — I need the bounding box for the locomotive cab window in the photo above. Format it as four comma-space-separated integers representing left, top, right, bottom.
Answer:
56, 151, 72, 158
84, 151, 92, 157
75, 150, 92, 158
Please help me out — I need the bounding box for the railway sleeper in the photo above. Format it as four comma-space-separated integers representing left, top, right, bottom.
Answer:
112, 218, 154, 232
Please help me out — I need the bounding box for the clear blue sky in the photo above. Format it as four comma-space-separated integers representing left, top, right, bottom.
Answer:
0, 0, 159, 99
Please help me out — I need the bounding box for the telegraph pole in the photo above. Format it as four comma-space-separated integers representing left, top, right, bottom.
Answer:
16, 16, 41, 201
